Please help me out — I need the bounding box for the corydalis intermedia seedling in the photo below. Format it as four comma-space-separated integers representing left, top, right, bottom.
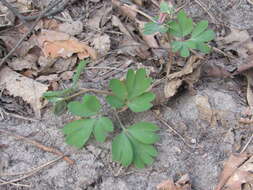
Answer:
144, 2, 215, 57
43, 62, 159, 169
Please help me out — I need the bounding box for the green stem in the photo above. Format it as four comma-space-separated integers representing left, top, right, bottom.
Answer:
114, 110, 127, 131
63, 88, 112, 101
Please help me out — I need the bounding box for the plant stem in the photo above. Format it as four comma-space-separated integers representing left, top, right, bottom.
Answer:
114, 110, 127, 131
63, 88, 112, 101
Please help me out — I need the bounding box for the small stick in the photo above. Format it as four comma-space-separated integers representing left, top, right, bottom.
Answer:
2, 110, 39, 122
240, 133, 253, 153
0, 130, 75, 165
123, 4, 157, 23
152, 112, 198, 149
0, 178, 30, 187
0, 0, 62, 67
0, 156, 63, 186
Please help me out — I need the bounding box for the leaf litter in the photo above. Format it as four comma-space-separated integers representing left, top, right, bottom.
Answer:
1, 0, 253, 189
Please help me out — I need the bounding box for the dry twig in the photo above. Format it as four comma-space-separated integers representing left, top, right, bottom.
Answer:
0, 156, 63, 186
0, 130, 75, 165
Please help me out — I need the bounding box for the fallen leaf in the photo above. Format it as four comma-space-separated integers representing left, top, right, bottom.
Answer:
60, 71, 74, 80
164, 79, 183, 98
0, 33, 35, 57
58, 20, 83, 36
112, 0, 137, 20
0, 66, 48, 118
215, 153, 251, 190
244, 69, 253, 108
167, 56, 202, 80
87, 6, 112, 29
36, 30, 97, 59
36, 74, 58, 82
164, 56, 202, 99
195, 95, 214, 124
222, 29, 250, 44
117, 37, 151, 59
218, 29, 253, 59
92, 34, 111, 55
157, 174, 191, 190
133, 0, 143, 6
8, 54, 38, 71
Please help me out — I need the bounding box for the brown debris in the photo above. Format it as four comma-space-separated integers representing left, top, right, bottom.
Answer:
215, 153, 252, 190
157, 174, 191, 190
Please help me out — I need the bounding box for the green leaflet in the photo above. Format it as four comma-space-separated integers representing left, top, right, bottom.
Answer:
63, 119, 95, 148
53, 100, 67, 116
112, 133, 133, 167
68, 95, 101, 117
109, 79, 128, 101
127, 92, 155, 112
93, 117, 114, 142
128, 122, 159, 144
112, 122, 159, 168
63, 117, 114, 148
168, 10, 193, 37
143, 22, 167, 35
160, 2, 174, 14
106, 69, 155, 112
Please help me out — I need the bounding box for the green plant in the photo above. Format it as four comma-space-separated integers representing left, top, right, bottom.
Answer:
43, 60, 159, 168
143, 3, 215, 57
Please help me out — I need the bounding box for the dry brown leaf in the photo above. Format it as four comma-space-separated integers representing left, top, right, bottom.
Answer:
168, 56, 202, 80
0, 34, 35, 57
87, 6, 112, 29
164, 56, 202, 99
164, 79, 183, 98
157, 174, 191, 190
112, 0, 137, 20
218, 29, 253, 59
222, 29, 250, 44
8, 54, 38, 71
0, 66, 48, 118
92, 34, 111, 55
215, 153, 251, 190
117, 37, 151, 59
244, 70, 253, 108
58, 21, 83, 36
195, 95, 213, 123
36, 30, 97, 59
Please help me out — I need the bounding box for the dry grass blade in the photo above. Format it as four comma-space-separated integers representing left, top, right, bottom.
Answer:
0, 156, 64, 186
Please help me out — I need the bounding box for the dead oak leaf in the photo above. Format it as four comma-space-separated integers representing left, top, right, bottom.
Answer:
0, 66, 48, 118
36, 30, 97, 60
215, 153, 252, 190
157, 174, 191, 190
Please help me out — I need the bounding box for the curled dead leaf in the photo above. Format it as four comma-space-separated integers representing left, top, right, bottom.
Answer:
36, 30, 97, 60
215, 153, 251, 190
0, 66, 48, 118
164, 56, 202, 99
157, 174, 191, 190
